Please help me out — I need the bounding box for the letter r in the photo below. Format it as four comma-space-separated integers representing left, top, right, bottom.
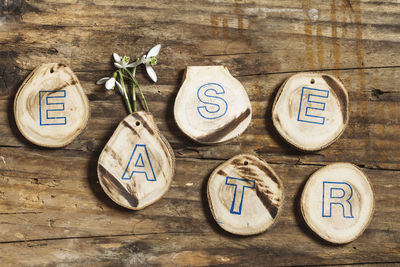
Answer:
322, 181, 354, 218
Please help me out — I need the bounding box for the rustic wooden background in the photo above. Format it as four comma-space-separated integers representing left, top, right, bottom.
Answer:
0, 0, 399, 266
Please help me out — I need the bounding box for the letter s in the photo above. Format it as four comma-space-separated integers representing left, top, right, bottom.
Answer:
196, 83, 228, 119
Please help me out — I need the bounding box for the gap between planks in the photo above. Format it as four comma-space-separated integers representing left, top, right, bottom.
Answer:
0, 231, 203, 245
11, 65, 400, 76
0, 233, 398, 267
1, 145, 400, 172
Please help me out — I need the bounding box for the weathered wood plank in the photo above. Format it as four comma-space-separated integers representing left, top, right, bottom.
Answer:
0, 232, 399, 267
2, 67, 400, 170
0, 0, 399, 265
0, 0, 400, 83
0, 146, 398, 266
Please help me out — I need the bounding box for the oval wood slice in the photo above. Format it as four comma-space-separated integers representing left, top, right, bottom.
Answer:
14, 63, 90, 148
97, 111, 175, 210
207, 154, 284, 235
174, 66, 252, 144
300, 162, 374, 244
272, 73, 349, 151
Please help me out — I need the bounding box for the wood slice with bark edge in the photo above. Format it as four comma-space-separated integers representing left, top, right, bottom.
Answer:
272, 73, 349, 151
14, 63, 90, 148
174, 66, 252, 145
97, 111, 175, 210
207, 154, 284, 236
300, 162, 374, 244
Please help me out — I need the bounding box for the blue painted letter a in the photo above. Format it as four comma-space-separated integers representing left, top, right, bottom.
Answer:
121, 144, 156, 181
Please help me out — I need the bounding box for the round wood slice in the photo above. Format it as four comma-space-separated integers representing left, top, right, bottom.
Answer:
272, 73, 349, 151
97, 111, 175, 210
174, 66, 252, 144
300, 162, 374, 244
14, 63, 90, 148
207, 154, 284, 235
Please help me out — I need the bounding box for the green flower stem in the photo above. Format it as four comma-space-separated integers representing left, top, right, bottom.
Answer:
118, 70, 133, 114
132, 81, 137, 112
125, 68, 149, 112
131, 67, 137, 113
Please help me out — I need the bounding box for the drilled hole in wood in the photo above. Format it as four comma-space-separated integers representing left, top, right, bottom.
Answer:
310, 79, 315, 84
50, 68, 54, 73
244, 161, 248, 166
136, 121, 141, 126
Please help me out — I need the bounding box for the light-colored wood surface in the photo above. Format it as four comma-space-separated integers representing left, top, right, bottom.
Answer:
301, 162, 374, 244
98, 111, 175, 210
174, 66, 251, 144
0, 0, 400, 266
272, 73, 349, 151
207, 154, 283, 235
13, 63, 89, 147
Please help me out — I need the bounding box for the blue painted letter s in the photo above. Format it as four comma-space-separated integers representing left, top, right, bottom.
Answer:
197, 83, 228, 120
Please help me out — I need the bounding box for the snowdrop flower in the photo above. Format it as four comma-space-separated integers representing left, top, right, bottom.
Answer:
127, 44, 161, 82
113, 53, 136, 69
96, 77, 116, 90
96, 73, 122, 91
96, 44, 162, 114
142, 44, 161, 82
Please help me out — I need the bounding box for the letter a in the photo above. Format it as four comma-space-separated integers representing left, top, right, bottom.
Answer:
322, 181, 354, 218
121, 144, 156, 181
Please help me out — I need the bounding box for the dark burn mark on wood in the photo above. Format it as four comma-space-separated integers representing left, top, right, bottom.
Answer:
255, 188, 279, 218
234, 155, 281, 188
131, 113, 155, 135
255, 162, 280, 187
217, 170, 227, 177
237, 166, 257, 177
230, 155, 281, 217
104, 146, 125, 167
142, 119, 155, 135
122, 121, 138, 135
232, 158, 243, 166
232, 157, 258, 178
197, 108, 251, 143
322, 75, 348, 123
125, 181, 137, 196
47, 79, 78, 93
98, 164, 138, 208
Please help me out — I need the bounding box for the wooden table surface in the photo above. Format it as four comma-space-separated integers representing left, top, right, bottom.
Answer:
1, 0, 399, 266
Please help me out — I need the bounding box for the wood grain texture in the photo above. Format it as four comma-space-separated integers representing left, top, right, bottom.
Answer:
13, 63, 89, 147
0, 0, 400, 266
174, 66, 252, 144
272, 72, 349, 151
301, 162, 374, 244
98, 111, 175, 210
207, 154, 283, 235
